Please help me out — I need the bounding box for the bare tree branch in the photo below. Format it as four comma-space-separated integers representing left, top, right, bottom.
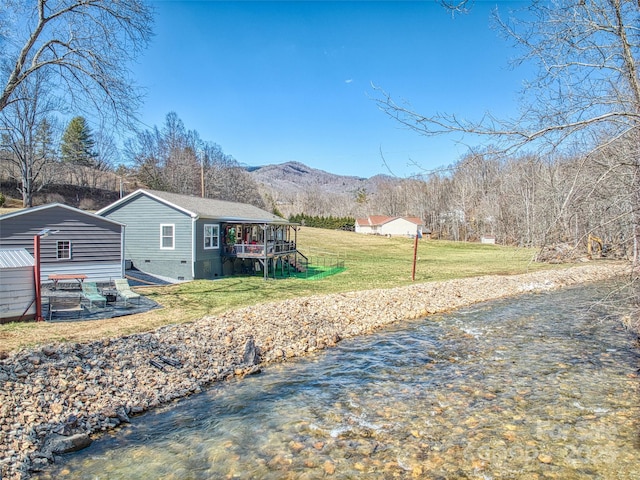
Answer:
0, 0, 153, 127
374, 0, 640, 156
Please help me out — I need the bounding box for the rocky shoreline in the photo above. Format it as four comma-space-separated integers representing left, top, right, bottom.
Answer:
0, 262, 632, 479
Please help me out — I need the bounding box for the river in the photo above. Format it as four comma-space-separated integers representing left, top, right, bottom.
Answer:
39, 281, 640, 479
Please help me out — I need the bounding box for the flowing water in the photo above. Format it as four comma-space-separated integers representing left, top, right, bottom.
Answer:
42, 282, 640, 479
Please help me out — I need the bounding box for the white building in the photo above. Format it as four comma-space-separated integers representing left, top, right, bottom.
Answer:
355, 215, 424, 237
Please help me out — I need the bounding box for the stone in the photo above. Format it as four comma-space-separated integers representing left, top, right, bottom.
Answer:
243, 336, 260, 365
44, 433, 92, 455
323, 460, 336, 475
27, 355, 41, 365
289, 441, 305, 453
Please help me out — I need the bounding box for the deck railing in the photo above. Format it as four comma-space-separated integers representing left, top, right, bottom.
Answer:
229, 241, 297, 257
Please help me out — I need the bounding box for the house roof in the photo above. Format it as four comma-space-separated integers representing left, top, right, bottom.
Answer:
97, 189, 290, 224
402, 216, 423, 225
0, 249, 34, 268
356, 215, 424, 227
0, 203, 124, 227
355, 215, 391, 227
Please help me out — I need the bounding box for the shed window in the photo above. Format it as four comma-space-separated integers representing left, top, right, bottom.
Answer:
204, 224, 220, 249
160, 224, 175, 250
57, 240, 71, 260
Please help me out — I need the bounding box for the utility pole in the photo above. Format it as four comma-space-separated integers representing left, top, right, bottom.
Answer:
201, 162, 205, 198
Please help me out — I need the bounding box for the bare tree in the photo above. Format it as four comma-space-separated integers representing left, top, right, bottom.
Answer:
0, 0, 153, 125
374, 0, 640, 258
161, 113, 201, 195
125, 127, 166, 191
93, 130, 120, 172
376, 0, 640, 150
126, 112, 267, 208
0, 70, 59, 206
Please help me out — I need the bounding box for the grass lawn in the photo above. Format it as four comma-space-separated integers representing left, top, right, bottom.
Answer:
0, 227, 558, 354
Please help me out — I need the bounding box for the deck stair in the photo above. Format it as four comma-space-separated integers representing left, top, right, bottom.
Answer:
288, 252, 308, 273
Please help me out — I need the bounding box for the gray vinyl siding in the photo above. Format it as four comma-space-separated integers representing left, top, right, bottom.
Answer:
0, 205, 123, 282
101, 195, 194, 280
39, 262, 123, 285
193, 219, 223, 279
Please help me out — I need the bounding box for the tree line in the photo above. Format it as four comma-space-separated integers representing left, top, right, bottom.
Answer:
125, 112, 265, 207
288, 214, 355, 231
0, 109, 266, 209
368, 144, 633, 258
3, 100, 634, 259
279, 138, 632, 259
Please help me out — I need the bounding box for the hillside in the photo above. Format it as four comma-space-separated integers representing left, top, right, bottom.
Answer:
248, 161, 400, 217
0, 182, 121, 211
248, 161, 392, 195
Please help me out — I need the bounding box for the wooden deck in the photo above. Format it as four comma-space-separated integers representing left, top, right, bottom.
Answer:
228, 241, 297, 259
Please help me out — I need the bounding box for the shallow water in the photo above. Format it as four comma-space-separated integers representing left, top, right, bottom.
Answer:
42, 283, 640, 479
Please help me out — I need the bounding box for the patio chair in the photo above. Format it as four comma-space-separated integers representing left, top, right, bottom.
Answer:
81, 281, 107, 308
114, 278, 141, 307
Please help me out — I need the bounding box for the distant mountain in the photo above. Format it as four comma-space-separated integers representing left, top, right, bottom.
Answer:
247, 161, 394, 196
246, 161, 401, 218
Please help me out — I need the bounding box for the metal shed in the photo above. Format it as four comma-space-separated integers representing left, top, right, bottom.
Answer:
0, 249, 35, 323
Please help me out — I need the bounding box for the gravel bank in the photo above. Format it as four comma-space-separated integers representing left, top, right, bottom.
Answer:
0, 262, 631, 479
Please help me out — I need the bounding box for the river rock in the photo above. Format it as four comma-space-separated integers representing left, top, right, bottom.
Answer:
44, 433, 92, 455
243, 336, 260, 365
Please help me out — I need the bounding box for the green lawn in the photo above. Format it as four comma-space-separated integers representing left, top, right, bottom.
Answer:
141, 228, 554, 318
0, 227, 559, 353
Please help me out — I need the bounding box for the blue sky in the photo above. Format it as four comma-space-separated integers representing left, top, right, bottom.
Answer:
132, 1, 531, 178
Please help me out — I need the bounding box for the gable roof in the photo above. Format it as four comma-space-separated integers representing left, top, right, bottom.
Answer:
0, 203, 124, 227
402, 216, 423, 226
355, 215, 392, 227
97, 189, 289, 224
356, 215, 424, 227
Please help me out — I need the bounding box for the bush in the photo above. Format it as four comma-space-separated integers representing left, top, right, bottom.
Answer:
45, 193, 66, 204
79, 198, 97, 210
0, 192, 5, 207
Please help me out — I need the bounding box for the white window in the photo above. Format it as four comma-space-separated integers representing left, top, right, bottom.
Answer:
160, 224, 175, 250
57, 240, 71, 260
204, 224, 220, 249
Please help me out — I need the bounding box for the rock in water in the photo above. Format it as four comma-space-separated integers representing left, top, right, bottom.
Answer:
243, 336, 260, 365
44, 433, 92, 455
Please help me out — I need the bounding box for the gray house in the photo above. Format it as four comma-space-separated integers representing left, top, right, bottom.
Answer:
0, 204, 125, 282
97, 189, 301, 281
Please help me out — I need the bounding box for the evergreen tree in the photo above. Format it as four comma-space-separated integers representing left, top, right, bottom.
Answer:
35, 118, 56, 163
61, 116, 97, 166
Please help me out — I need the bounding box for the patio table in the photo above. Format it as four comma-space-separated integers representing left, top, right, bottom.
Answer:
48, 273, 87, 290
